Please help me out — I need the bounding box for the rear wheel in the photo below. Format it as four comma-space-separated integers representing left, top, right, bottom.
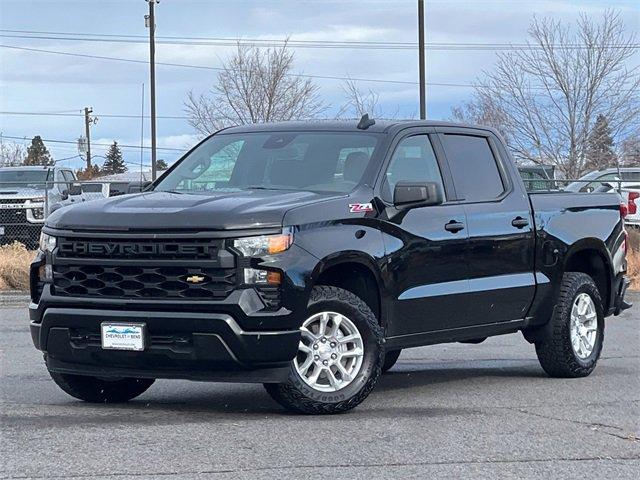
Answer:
535, 272, 604, 378
264, 286, 384, 414
49, 372, 155, 403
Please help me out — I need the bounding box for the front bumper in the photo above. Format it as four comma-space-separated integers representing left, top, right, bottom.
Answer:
30, 305, 300, 383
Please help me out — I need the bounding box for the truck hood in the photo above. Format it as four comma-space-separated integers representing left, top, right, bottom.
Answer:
0, 187, 47, 200
46, 190, 344, 231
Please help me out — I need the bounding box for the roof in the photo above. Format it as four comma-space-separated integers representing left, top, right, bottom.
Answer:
0, 165, 54, 171
219, 119, 495, 135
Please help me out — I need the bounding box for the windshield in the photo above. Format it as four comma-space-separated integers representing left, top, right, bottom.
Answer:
155, 131, 380, 194
0, 170, 51, 189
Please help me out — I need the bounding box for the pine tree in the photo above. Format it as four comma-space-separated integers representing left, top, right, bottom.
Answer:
101, 141, 127, 175
23, 136, 53, 166
585, 115, 617, 172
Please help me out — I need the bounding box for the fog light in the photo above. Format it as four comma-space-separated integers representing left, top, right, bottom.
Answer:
243, 268, 282, 285
38, 264, 53, 282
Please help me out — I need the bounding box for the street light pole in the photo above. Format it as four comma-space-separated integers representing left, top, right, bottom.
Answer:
418, 0, 426, 120
146, 0, 158, 181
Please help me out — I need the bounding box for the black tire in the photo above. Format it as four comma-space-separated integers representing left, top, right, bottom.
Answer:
535, 272, 604, 378
382, 349, 401, 373
264, 286, 384, 414
49, 371, 155, 403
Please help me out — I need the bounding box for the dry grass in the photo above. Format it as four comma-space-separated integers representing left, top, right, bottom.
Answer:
0, 242, 35, 291
627, 229, 640, 291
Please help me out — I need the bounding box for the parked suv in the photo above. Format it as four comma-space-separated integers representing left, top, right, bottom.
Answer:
30, 120, 630, 414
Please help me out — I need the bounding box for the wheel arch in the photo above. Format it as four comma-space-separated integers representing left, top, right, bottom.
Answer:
311, 252, 385, 328
563, 239, 614, 312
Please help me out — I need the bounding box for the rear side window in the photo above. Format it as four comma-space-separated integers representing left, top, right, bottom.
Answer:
442, 134, 505, 202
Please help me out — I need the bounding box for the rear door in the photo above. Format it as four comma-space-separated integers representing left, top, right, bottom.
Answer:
436, 128, 535, 325
379, 129, 471, 336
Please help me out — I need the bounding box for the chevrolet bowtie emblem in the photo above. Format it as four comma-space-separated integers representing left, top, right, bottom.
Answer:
186, 275, 206, 284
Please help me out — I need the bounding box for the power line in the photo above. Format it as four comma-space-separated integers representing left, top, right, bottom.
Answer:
1, 135, 187, 152
0, 111, 189, 120
4, 43, 637, 93
1, 29, 638, 50
0, 44, 466, 87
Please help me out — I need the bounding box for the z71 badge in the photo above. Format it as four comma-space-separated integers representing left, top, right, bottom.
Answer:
349, 203, 374, 213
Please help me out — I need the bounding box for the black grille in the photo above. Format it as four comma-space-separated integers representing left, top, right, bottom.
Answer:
56, 237, 221, 261
257, 286, 281, 310
53, 264, 236, 299
0, 209, 27, 224
0, 198, 26, 204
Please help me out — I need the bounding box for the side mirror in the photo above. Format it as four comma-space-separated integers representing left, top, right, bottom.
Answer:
61, 189, 69, 201
393, 181, 443, 208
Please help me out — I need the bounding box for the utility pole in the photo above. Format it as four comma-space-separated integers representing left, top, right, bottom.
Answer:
84, 107, 93, 169
145, 0, 158, 181
418, 0, 426, 120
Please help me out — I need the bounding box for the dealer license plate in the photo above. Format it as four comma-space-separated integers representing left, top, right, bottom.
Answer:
101, 323, 145, 351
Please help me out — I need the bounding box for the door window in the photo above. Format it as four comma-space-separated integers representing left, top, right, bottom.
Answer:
382, 135, 444, 202
442, 134, 505, 202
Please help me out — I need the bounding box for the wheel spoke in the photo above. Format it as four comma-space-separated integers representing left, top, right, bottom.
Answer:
341, 347, 364, 358
318, 313, 329, 337
298, 355, 313, 374
300, 327, 316, 342
307, 365, 322, 385
298, 342, 312, 353
338, 334, 358, 344
329, 314, 343, 337
336, 362, 352, 382
326, 368, 340, 389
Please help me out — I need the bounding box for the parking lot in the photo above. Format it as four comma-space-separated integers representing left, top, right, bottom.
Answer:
1, 293, 638, 480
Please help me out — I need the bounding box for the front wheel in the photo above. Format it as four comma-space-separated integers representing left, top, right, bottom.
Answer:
49, 371, 155, 403
535, 272, 604, 378
264, 286, 384, 414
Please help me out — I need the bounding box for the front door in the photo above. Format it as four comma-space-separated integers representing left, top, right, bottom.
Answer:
379, 132, 470, 337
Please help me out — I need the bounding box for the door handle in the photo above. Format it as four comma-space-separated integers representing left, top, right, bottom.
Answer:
511, 217, 529, 229
445, 220, 465, 233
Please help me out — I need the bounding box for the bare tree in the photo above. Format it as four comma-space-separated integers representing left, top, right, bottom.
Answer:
452, 10, 639, 177
0, 140, 26, 166
185, 42, 325, 135
338, 78, 401, 119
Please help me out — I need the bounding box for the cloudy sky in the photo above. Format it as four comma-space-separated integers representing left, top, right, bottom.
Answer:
0, 0, 638, 171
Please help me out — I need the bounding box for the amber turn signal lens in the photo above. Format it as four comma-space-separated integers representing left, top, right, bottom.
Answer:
267, 271, 282, 285
267, 234, 292, 255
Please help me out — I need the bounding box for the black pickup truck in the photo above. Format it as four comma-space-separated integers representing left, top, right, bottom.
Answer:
30, 119, 631, 414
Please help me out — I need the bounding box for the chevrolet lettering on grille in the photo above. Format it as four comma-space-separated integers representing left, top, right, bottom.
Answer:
59, 241, 213, 257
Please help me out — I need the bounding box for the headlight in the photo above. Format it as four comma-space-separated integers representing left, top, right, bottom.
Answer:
233, 232, 292, 257
27, 197, 45, 203
39, 232, 56, 252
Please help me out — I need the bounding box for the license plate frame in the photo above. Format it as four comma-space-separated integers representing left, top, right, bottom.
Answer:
101, 322, 146, 351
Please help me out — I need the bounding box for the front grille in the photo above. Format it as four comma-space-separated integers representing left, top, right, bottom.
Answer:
0, 209, 27, 224
0, 198, 26, 204
56, 237, 221, 261
53, 264, 236, 299
52, 236, 237, 300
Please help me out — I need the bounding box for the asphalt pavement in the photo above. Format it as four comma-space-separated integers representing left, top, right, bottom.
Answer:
1, 293, 638, 479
